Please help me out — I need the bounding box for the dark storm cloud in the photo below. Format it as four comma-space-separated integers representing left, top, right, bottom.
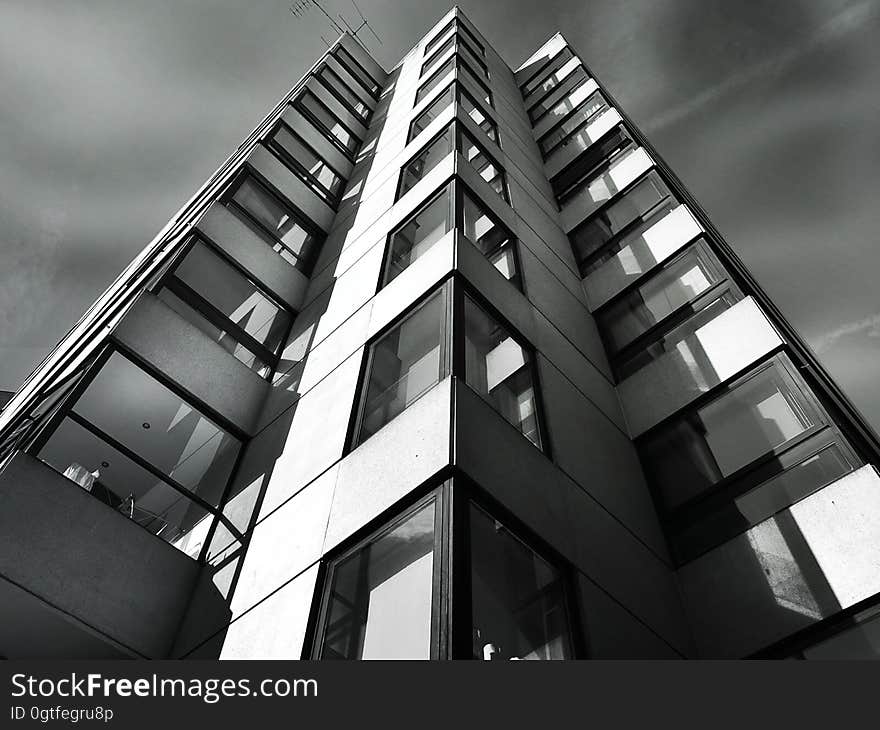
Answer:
2, 0, 879, 433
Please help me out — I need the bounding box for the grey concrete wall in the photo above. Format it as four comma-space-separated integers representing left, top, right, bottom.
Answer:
0, 453, 202, 658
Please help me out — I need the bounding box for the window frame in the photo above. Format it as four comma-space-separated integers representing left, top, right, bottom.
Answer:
538, 89, 611, 160
151, 233, 296, 379
381, 179, 519, 291
308, 476, 583, 660
637, 353, 838, 522
221, 167, 326, 275
316, 63, 372, 124
292, 90, 362, 161
333, 45, 381, 100
27, 344, 247, 564
263, 119, 346, 209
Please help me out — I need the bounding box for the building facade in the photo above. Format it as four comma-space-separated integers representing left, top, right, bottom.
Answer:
2, 7, 880, 660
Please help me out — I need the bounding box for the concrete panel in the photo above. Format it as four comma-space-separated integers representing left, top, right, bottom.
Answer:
577, 574, 684, 659
0, 453, 200, 658
453, 384, 691, 655
679, 465, 880, 658
620, 297, 783, 436
324, 378, 452, 553
246, 146, 335, 232
230, 466, 337, 619
112, 294, 268, 435
561, 148, 654, 232
220, 564, 319, 659
536, 356, 669, 559
195, 202, 309, 311
584, 205, 702, 310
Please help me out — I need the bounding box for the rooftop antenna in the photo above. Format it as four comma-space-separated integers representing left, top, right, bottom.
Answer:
289, 0, 381, 54
338, 0, 383, 52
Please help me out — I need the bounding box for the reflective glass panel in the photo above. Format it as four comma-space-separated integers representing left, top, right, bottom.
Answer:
384, 186, 451, 285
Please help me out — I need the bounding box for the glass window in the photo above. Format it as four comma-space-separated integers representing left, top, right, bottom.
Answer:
226, 174, 322, 271
570, 171, 673, 270
158, 238, 292, 377
384, 185, 452, 285
295, 91, 361, 155
470, 504, 571, 660
462, 190, 519, 285
38, 417, 212, 555
539, 91, 610, 158
552, 127, 634, 203
318, 65, 370, 122
398, 126, 454, 199
464, 296, 542, 448
455, 20, 485, 55
529, 67, 589, 124
72, 353, 241, 504
457, 39, 488, 78
318, 500, 437, 659
459, 61, 492, 107
424, 19, 455, 55
459, 87, 498, 143
421, 34, 455, 75
409, 84, 454, 142
266, 123, 344, 206
640, 359, 817, 512
596, 243, 724, 353
416, 57, 455, 105
614, 293, 735, 380
460, 130, 507, 201
672, 435, 855, 562
334, 46, 380, 97
522, 47, 574, 99
356, 290, 449, 443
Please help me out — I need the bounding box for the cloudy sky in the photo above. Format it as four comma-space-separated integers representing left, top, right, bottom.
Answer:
1, 0, 879, 432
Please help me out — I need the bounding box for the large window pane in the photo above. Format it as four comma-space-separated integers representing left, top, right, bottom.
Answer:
522, 47, 574, 99
358, 291, 448, 443
398, 126, 454, 198
297, 91, 360, 154
409, 84, 454, 141
38, 417, 211, 556
641, 360, 816, 512
540, 90, 609, 157
335, 46, 380, 97
422, 35, 455, 74
228, 176, 321, 269
416, 57, 455, 105
464, 296, 541, 448
596, 243, 723, 352
461, 190, 516, 283
72, 353, 241, 508
267, 124, 344, 204
320, 501, 436, 659
470, 504, 570, 660
172, 240, 291, 355
318, 65, 369, 121
570, 172, 673, 268
384, 186, 452, 285
461, 130, 506, 200
459, 88, 498, 143
529, 67, 588, 123
552, 126, 633, 202
459, 62, 491, 106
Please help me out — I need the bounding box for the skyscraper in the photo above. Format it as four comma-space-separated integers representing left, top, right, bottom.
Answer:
2, 6, 880, 660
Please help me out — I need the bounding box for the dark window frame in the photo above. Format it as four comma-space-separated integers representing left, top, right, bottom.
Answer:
151, 233, 296, 379
552, 125, 636, 205
528, 67, 590, 126
316, 63, 372, 124
333, 45, 381, 99
308, 475, 582, 660
292, 90, 362, 160
538, 90, 611, 160
27, 343, 247, 564
520, 46, 575, 98
381, 178, 518, 290
637, 352, 839, 524
263, 119, 347, 209
395, 120, 508, 203
593, 237, 734, 357
221, 167, 326, 275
